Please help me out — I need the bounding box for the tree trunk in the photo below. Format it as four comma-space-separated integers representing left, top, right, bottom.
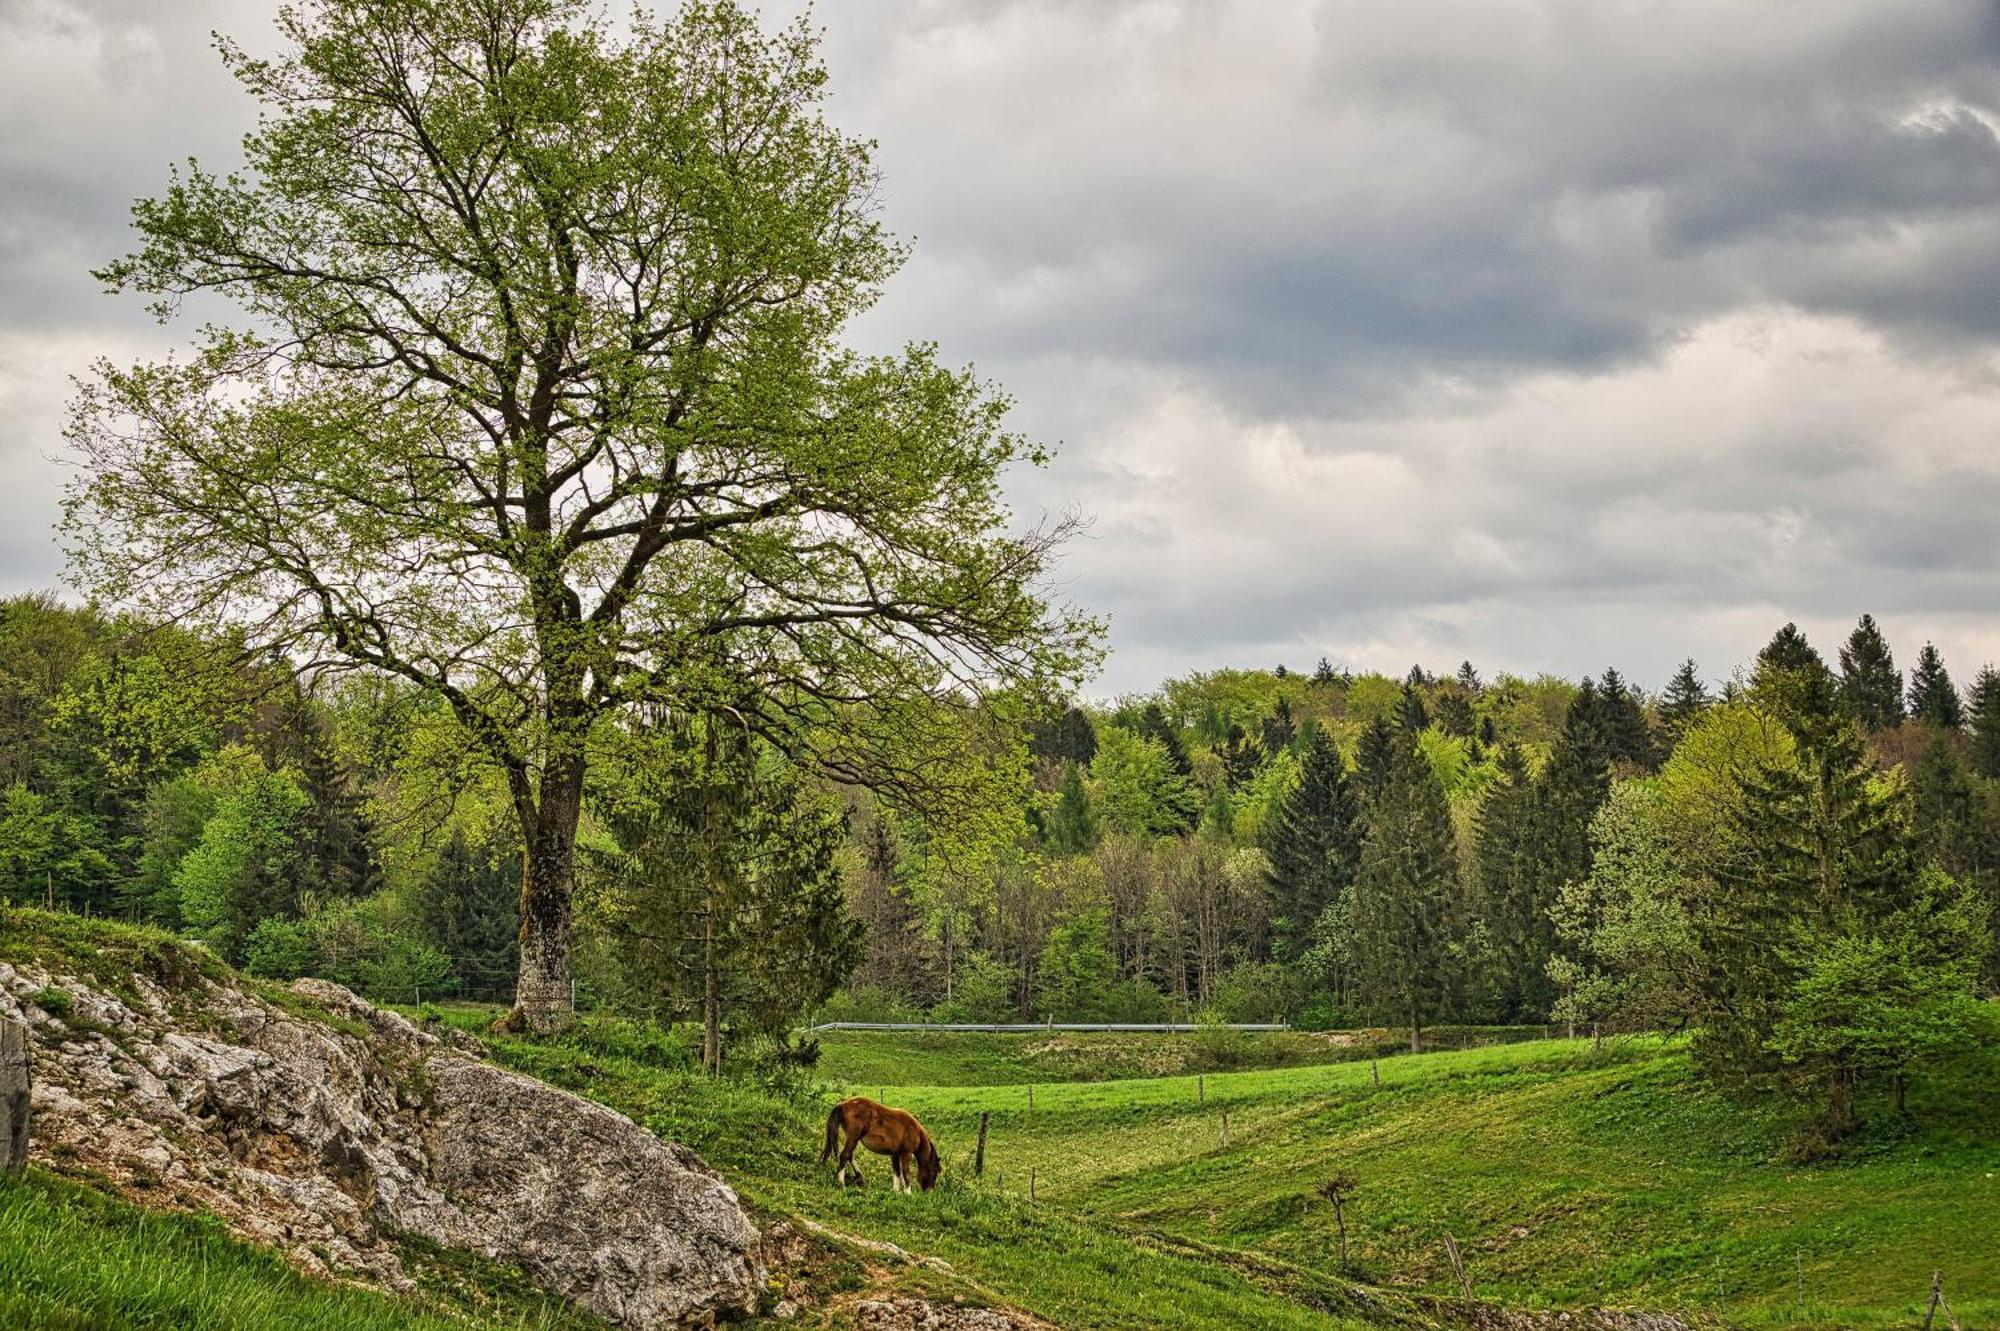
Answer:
702, 905, 721, 1076
1409, 1009, 1422, 1055
514, 765, 583, 1033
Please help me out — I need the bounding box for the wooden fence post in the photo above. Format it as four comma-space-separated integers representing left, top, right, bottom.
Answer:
1924, 1270, 1959, 1331
1198, 1074, 1204, 1103
1, 1018, 28, 1177
1371, 1058, 1380, 1087
1442, 1233, 1471, 1298
1220, 1110, 1229, 1148
1027, 1084, 1034, 1111
974, 1111, 990, 1177
1029, 1168, 1036, 1205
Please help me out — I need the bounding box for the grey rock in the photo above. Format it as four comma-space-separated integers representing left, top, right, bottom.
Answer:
0, 963, 762, 1328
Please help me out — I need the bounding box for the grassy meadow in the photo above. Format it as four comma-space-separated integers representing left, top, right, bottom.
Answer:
467, 1014, 2000, 1331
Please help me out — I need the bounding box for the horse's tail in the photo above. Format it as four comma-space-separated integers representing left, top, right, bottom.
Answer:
819, 1102, 843, 1164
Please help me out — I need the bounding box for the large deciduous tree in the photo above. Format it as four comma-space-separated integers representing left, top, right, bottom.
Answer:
65, 0, 1096, 1028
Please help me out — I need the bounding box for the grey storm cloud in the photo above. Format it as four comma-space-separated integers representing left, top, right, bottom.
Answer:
6, 0, 2000, 694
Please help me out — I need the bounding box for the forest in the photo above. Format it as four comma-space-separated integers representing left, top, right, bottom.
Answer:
3, 592, 1991, 1142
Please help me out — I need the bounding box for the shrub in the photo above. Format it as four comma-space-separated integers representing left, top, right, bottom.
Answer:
242, 917, 320, 981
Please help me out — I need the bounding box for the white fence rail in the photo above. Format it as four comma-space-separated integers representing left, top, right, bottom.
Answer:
804, 1021, 1290, 1033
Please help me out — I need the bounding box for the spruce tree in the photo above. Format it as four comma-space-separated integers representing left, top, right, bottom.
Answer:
1355, 716, 1398, 801
1031, 705, 1098, 766
1594, 667, 1655, 771
1263, 729, 1364, 963
413, 826, 520, 1001
1701, 666, 1977, 1138
1137, 702, 1194, 778
1396, 680, 1430, 734
1837, 614, 1903, 731
1313, 657, 1338, 687
1969, 665, 2000, 779
1756, 622, 1824, 682
1456, 660, 1483, 694
1048, 761, 1097, 855
1658, 659, 1711, 745
1498, 685, 1612, 1019
1261, 698, 1298, 756
1213, 722, 1266, 791
1473, 741, 1535, 1012
1433, 688, 1476, 739
1350, 737, 1459, 1052
1908, 642, 1964, 729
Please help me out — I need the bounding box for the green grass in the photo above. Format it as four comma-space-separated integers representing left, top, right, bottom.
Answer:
470, 1014, 2000, 1331
0, 1170, 602, 1331
812, 1024, 1546, 1088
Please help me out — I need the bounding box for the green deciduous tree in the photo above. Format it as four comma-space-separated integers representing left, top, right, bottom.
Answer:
66, 0, 1095, 1030
1092, 727, 1200, 839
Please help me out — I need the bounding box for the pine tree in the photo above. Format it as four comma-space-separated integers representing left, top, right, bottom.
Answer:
1048, 761, 1097, 855
1030, 705, 1098, 766
1313, 657, 1338, 687
1355, 716, 1398, 801
1837, 614, 1903, 731
1396, 680, 1430, 734
1263, 729, 1364, 963
1350, 738, 1458, 1052
1657, 659, 1710, 746
1908, 642, 1964, 729
1495, 685, 1612, 1020
1756, 622, 1824, 682
1594, 667, 1654, 770
1260, 698, 1298, 756
1456, 660, 1482, 694
1969, 665, 2000, 779
1136, 703, 1194, 778
1700, 666, 1978, 1138
1212, 723, 1266, 791
1433, 688, 1476, 739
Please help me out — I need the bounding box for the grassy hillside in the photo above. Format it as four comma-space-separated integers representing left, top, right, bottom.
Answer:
0, 1170, 601, 1331
812, 1024, 1546, 1088
475, 1016, 2000, 1331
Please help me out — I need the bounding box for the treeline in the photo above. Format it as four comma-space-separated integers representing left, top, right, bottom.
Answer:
836, 618, 1999, 1139
0, 595, 855, 1071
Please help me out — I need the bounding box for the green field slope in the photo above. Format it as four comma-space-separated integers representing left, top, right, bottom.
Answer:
475, 1018, 2000, 1331
0, 1170, 601, 1331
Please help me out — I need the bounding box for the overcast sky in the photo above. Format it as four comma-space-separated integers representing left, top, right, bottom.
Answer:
7, 1, 2000, 697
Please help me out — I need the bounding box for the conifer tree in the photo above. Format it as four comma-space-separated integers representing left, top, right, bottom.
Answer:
1473, 741, 1535, 1007
1970, 665, 2000, 779
1213, 723, 1266, 791
1837, 614, 1903, 731
1263, 729, 1364, 963
1456, 660, 1483, 694
1048, 761, 1097, 855
1137, 702, 1194, 779
1703, 665, 1983, 1138
1594, 667, 1655, 770
1350, 737, 1459, 1052
1031, 706, 1098, 767
1313, 657, 1338, 686
1908, 642, 1964, 729
1433, 688, 1476, 739
1396, 680, 1430, 734
1496, 684, 1611, 1019
1658, 659, 1711, 745
1261, 698, 1298, 756
1355, 716, 1398, 801
1756, 622, 1824, 680
413, 826, 520, 1001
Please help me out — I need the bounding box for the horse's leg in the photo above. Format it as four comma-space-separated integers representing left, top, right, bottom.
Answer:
893, 1149, 910, 1193
837, 1126, 860, 1187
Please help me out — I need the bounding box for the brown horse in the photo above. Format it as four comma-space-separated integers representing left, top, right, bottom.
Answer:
820, 1096, 941, 1193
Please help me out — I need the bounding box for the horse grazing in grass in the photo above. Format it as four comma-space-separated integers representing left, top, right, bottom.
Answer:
820, 1096, 941, 1193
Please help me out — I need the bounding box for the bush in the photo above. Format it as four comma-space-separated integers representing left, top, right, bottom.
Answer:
930, 952, 1017, 1024
242, 917, 320, 981
814, 985, 922, 1025
1207, 962, 1304, 1024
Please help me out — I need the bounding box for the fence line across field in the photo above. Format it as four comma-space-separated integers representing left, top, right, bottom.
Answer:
805, 1021, 1291, 1033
